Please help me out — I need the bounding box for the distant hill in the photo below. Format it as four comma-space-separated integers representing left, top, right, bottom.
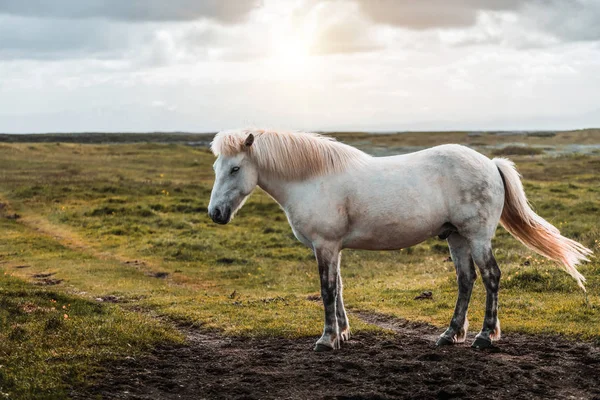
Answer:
0, 129, 598, 147
0, 132, 215, 145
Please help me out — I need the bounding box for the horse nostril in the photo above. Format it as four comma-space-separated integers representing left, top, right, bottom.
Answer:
210, 206, 229, 224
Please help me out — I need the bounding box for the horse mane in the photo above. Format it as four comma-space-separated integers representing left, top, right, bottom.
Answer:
211, 129, 371, 180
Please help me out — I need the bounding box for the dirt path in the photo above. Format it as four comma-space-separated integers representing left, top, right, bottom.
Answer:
72, 311, 600, 400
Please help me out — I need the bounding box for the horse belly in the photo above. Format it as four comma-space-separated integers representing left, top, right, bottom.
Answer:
341, 173, 449, 250
343, 223, 436, 250
342, 204, 447, 250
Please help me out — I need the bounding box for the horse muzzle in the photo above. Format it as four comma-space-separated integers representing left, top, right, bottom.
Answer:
209, 206, 231, 225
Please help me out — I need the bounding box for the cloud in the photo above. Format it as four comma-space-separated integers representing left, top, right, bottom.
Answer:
290, 0, 600, 56
354, 0, 525, 30
0, 0, 262, 23
438, 0, 600, 49
0, 2, 269, 63
307, 1, 382, 55
352, 0, 600, 45
523, 0, 600, 42
0, 15, 141, 60
439, 12, 560, 49
136, 22, 273, 66
0, 16, 251, 64
311, 23, 381, 55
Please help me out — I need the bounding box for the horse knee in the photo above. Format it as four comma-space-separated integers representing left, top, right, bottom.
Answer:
471, 247, 501, 290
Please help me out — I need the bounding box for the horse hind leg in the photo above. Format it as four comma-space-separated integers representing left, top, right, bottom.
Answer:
469, 239, 502, 349
437, 233, 476, 346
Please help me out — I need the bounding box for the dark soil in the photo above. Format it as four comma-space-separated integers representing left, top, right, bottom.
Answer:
34, 278, 63, 286
32, 272, 56, 278
95, 295, 123, 303
73, 312, 600, 400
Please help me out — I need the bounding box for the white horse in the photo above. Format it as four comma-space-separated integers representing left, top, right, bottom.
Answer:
208, 129, 591, 351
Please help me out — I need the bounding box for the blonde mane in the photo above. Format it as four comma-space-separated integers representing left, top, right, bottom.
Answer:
211, 129, 370, 180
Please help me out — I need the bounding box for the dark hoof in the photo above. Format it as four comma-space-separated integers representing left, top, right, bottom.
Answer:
471, 337, 493, 350
314, 343, 334, 352
436, 336, 454, 346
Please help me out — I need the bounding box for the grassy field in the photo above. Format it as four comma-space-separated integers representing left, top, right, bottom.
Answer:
0, 130, 599, 398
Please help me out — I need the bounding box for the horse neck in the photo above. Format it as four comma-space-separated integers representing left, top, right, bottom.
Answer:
257, 172, 292, 208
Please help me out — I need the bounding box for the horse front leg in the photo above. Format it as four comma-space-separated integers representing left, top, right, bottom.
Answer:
336, 268, 351, 342
314, 243, 342, 351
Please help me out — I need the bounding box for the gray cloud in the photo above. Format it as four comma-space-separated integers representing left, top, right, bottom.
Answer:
0, 15, 140, 60
0, 15, 263, 63
0, 0, 261, 23
439, 0, 600, 49
525, 0, 600, 42
354, 0, 600, 43
354, 0, 526, 29
0, 1, 263, 61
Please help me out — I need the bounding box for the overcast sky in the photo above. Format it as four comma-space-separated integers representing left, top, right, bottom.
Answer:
1, 0, 599, 133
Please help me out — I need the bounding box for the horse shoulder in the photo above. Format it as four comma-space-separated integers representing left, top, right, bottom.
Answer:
284, 177, 350, 245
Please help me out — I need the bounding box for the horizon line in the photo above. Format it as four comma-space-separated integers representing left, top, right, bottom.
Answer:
1, 128, 598, 135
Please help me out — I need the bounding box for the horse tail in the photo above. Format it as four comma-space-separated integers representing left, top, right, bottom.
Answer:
493, 157, 591, 291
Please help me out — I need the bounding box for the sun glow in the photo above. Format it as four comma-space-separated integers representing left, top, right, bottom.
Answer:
269, 26, 315, 77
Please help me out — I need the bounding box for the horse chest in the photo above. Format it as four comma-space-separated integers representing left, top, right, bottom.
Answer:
289, 225, 313, 248
284, 205, 348, 249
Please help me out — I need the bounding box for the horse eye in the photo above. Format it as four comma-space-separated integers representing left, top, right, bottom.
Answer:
230, 166, 240, 174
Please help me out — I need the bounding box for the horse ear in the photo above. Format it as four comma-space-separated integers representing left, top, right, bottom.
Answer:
244, 133, 254, 148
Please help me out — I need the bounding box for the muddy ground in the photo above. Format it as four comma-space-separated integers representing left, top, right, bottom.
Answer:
73, 312, 600, 400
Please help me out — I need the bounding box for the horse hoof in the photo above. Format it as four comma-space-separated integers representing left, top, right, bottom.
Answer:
436, 336, 454, 346
340, 328, 351, 342
314, 343, 334, 352
471, 337, 493, 350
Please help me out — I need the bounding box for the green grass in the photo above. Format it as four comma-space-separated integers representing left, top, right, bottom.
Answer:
0, 133, 598, 397
0, 271, 182, 398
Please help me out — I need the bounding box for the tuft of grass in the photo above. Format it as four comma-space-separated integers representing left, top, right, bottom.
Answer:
502, 268, 581, 292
